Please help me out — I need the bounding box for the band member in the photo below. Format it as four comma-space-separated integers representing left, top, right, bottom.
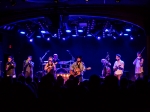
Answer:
23, 56, 34, 79
70, 56, 85, 82
44, 57, 56, 78
5, 56, 16, 78
101, 59, 111, 77
133, 52, 144, 79
48, 56, 53, 61
113, 54, 124, 80
53, 54, 60, 64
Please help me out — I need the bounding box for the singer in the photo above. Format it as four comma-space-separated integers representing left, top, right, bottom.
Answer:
44, 57, 56, 78
133, 52, 144, 79
70, 56, 85, 82
23, 56, 34, 79
113, 54, 124, 80
5, 56, 16, 78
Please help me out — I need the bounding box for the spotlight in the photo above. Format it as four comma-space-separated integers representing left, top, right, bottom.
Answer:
29, 38, 33, 42
113, 36, 116, 39
78, 30, 83, 33
62, 38, 65, 40
130, 36, 133, 40
20, 31, 25, 34
87, 34, 92, 36
36, 36, 41, 38
97, 37, 101, 40
66, 30, 71, 33
124, 34, 128, 36
126, 29, 131, 32
47, 38, 50, 41
72, 35, 77, 37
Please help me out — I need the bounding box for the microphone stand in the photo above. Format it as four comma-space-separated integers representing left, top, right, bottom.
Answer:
67, 51, 75, 67
39, 50, 49, 71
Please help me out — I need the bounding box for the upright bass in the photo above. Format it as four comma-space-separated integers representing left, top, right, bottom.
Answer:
101, 52, 111, 77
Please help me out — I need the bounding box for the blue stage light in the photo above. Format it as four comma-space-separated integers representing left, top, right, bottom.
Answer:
62, 38, 65, 40
126, 29, 131, 31
29, 38, 33, 42
78, 30, 83, 32
97, 37, 101, 40
20, 31, 25, 34
87, 34, 92, 36
37, 36, 41, 38
47, 38, 50, 41
66, 30, 71, 33
124, 34, 128, 36
72, 35, 76, 37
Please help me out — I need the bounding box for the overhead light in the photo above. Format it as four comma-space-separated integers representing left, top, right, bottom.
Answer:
126, 29, 131, 32
20, 31, 25, 34
66, 30, 71, 33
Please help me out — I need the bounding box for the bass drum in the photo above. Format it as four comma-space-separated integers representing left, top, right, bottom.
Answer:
56, 68, 70, 82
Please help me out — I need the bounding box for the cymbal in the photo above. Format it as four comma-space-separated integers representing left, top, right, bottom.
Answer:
58, 61, 69, 64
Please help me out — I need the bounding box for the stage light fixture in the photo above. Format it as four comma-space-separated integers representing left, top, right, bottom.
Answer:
124, 34, 128, 36
87, 34, 92, 36
78, 30, 83, 33
97, 37, 101, 40
126, 29, 131, 31
20, 31, 25, 34
72, 35, 77, 37
29, 38, 33, 42
37, 36, 41, 38
62, 38, 65, 40
66, 30, 71, 33
130, 36, 133, 40
113, 36, 116, 39
47, 38, 50, 41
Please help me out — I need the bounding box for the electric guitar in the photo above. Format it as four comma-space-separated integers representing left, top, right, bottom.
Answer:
70, 67, 91, 76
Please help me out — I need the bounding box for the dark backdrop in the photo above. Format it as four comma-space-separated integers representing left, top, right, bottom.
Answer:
1, 33, 147, 80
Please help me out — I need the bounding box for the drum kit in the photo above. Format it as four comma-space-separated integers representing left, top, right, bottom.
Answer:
36, 50, 75, 82
42, 60, 74, 82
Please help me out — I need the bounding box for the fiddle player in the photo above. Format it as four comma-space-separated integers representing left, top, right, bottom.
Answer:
70, 56, 85, 82
44, 56, 56, 78
6, 56, 16, 78
133, 52, 144, 79
113, 54, 124, 80
23, 56, 34, 79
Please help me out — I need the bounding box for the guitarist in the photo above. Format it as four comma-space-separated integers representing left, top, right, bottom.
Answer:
113, 54, 124, 80
70, 56, 85, 82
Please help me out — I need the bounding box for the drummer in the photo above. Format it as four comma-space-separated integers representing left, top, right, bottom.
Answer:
53, 54, 60, 68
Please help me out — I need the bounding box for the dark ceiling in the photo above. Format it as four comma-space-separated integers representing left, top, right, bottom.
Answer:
0, 0, 150, 11
0, 15, 145, 42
